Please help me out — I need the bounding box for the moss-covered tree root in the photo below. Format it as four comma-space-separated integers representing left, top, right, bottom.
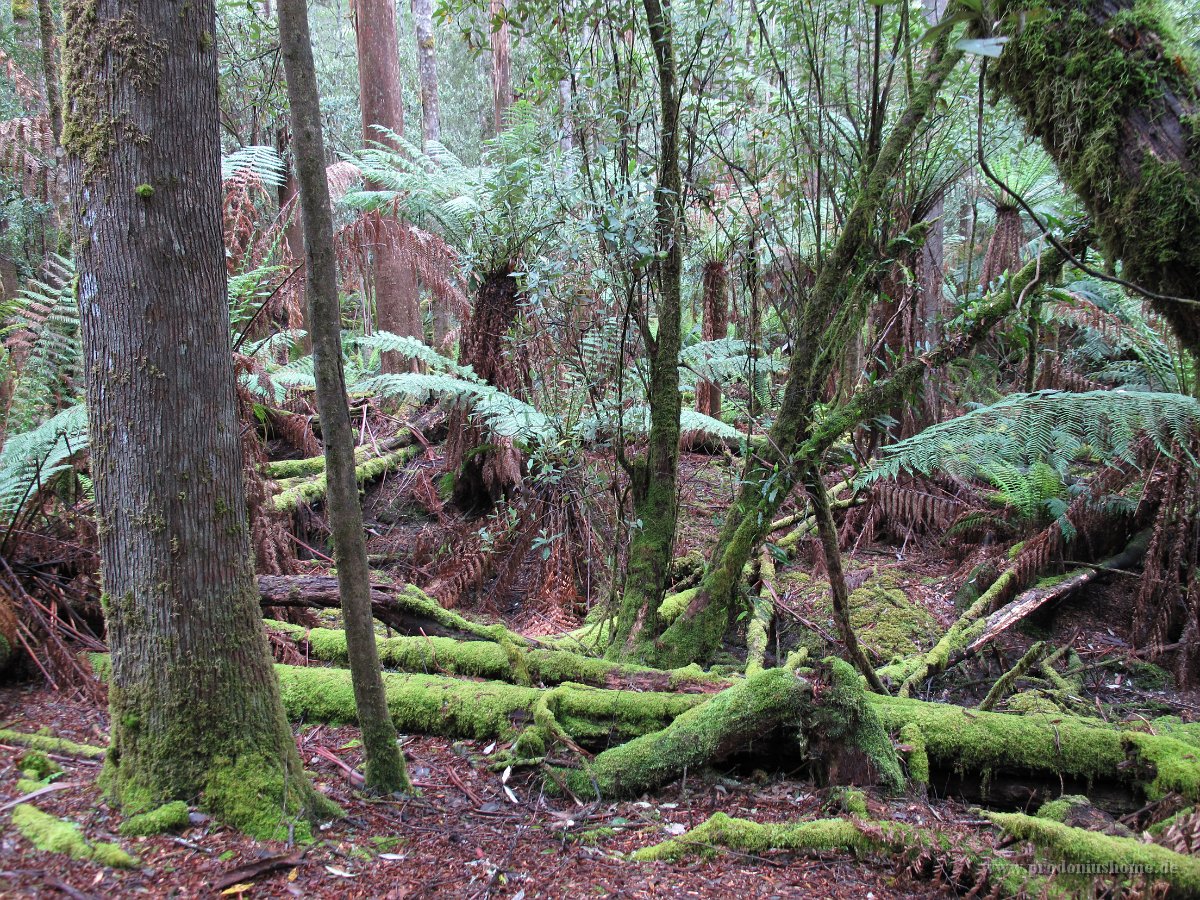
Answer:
569, 661, 903, 799
632, 812, 1047, 896
988, 812, 1200, 896
266, 620, 729, 693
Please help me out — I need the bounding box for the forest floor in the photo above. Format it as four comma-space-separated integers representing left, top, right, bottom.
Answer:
2, 445, 1197, 897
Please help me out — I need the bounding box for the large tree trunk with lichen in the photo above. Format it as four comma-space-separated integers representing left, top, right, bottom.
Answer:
61, 0, 334, 836
991, 0, 1200, 351
278, 0, 410, 796
647, 39, 966, 669
354, 0, 422, 370
605, 0, 684, 661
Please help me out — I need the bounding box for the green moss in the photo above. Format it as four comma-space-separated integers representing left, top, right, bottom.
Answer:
134, 183, 154, 199
1036, 794, 1091, 823
898, 723, 928, 785
1005, 690, 1065, 716
843, 574, 938, 665
17, 778, 47, 794
0, 728, 106, 759
12, 804, 138, 868
19, 751, 62, 781
1126, 732, 1200, 800
988, 811, 1200, 895
119, 800, 190, 836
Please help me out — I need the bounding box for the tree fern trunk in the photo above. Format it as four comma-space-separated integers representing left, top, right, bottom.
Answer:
62, 0, 335, 835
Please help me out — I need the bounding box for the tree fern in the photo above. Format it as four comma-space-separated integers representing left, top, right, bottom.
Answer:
859, 390, 1200, 486
221, 144, 286, 189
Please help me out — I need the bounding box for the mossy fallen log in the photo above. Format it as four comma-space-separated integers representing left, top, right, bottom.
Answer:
987, 812, 1200, 897
265, 620, 730, 693
632, 812, 1047, 896
0, 727, 106, 760
870, 695, 1200, 808
266, 434, 410, 480
271, 443, 421, 511
258, 577, 537, 645
570, 661, 903, 799
12, 804, 137, 868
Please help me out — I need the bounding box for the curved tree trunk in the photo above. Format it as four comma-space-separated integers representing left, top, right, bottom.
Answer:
992, 0, 1200, 352
355, 0, 422, 369
61, 0, 334, 836
279, 0, 411, 796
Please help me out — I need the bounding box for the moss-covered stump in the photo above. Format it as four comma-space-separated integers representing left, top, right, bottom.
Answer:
265, 620, 729, 693
989, 812, 1200, 896
12, 804, 138, 868
569, 661, 902, 799
633, 812, 1045, 896
870, 695, 1200, 809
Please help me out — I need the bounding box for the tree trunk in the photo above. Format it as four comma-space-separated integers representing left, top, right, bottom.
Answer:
36, 0, 60, 143
489, 0, 511, 133
992, 0, 1200, 353
278, 0, 410, 795
412, 0, 441, 147
606, 0, 684, 661
354, 0, 422, 370
695, 258, 728, 419
61, 0, 335, 836
411, 0, 450, 347
651, 40, 965, 668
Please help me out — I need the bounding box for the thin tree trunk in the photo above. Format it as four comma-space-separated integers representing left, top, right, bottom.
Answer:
412, 0, 441, 147
695, 259, 728, 419
36, 0, 60, 143
354, 0, 422, 370
279, 0, 410, 796
607, 0, 684, 660
411, 0, 450, 347
61, 0, 335, 835
489, 0, 512, 133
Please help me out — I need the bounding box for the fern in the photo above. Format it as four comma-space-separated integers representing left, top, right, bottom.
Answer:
859, 390, 1200, 486
3, 254, 82, 433
0, 404, 88, 523
221, 145, 286, 189
356, 332, 480, 381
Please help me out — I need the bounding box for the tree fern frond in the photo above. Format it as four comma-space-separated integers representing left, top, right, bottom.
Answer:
0, 404, 88, 523
859, 390, 1200, 487
356, 332, 480, 381
221, 145, 286, 188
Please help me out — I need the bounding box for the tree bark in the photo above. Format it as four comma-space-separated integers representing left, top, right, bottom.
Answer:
606, 0, 684, 660
489, 0, 512, 133
412, 0, 441, 147
992, 0, 1200, 353
36, 0, 60, 143
354, 0, 422, 370
278, 0, 410, 795
695, 259, 728, 419
61, 0, 334, 836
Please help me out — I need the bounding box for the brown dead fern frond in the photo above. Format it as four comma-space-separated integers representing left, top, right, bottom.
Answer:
0, 49, 39, 105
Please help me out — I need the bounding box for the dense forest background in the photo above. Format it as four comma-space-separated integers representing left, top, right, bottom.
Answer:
3, 0, 1200, 896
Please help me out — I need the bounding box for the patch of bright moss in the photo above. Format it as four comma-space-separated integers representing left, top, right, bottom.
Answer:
19, 750, 61, 781
12, 804, 138, 868
119, 800, 190, 836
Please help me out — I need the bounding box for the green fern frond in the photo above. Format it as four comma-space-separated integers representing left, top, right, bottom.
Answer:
859, 390, 1200, 487
355, 332, 480, 381
221, 145, 286, 188
0, 403, 88, 523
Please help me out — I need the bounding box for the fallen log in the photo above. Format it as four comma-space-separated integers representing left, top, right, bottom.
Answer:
265, 619, 730, 694
257, 576, 535, 645
959, 529, 1151, 660
272, 444, 421, 511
